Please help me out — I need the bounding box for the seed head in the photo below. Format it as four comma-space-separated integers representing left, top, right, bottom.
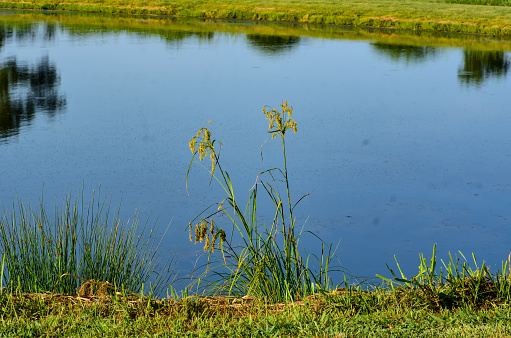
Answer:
189, 126, 217, 174
263, 100, 297, 139
211, 234, 217, 253
204, 235, 210, 251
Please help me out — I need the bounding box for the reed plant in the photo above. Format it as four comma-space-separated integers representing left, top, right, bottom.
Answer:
186, 101, 337, 303
0, 189, 173, 295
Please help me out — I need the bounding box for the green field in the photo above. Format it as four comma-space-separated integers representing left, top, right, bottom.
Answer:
2, 0, 511, 35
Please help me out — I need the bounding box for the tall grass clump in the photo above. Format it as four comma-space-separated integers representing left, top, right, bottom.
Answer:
186, 101, 337, 302
0, 189, 173, 295
378, 244, 511, 309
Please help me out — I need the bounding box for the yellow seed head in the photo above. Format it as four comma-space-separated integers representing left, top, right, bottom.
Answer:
211, 234, 217, 252
189, 138, 196, 153
198, 142, 206, 160
210, 151, 216, 174
204, 235, 210, 251
204, 128, 211, 143
262, 101, 297, 139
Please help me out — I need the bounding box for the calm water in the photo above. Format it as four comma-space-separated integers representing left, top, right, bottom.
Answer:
1, 10, 511, 288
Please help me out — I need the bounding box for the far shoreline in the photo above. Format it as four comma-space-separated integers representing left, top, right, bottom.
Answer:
1, 0, 511, 36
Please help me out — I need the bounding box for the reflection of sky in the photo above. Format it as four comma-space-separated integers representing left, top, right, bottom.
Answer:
0, 17, 510, 290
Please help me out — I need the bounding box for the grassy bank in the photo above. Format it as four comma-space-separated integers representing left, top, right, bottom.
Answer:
1, 245, 511, 336
1, 0, 511, 35
1, 281, 511, 336
4, 11, 511, 52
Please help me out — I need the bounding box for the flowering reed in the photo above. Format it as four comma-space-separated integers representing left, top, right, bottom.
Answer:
186, 101, 336, 302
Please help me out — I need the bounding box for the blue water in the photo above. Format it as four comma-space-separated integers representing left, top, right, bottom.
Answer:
1, 11, 510, 290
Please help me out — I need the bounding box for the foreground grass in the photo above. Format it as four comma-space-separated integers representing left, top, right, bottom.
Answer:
2, 0, 511, 35
0, 191, 173, 296
1, 288, 511, 336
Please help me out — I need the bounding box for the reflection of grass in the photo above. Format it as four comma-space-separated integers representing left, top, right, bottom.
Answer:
3, 12, 511, 52
2, 0, 511, 35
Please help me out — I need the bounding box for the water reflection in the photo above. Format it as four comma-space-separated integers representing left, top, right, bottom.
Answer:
458, 50, 510, 87
0, 55, 66, 141
0, 24, 12, 49
246, 34, 300, 55
0, 21, 66, 142
113, 28, 215, 46
0, 21, 56, 46
159, 30, 214, 44
371, 42, 511, 87
371, 43, 437, 64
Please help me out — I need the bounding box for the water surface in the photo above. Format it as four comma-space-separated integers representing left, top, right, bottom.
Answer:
1, 11, 510, 288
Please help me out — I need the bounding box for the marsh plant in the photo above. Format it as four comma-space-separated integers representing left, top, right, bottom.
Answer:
0, 190, 173, 295
186, 101, 336, 302
378, 244, 511, 309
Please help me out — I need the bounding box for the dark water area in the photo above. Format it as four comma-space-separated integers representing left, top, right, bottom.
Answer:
0, 10, 510, 290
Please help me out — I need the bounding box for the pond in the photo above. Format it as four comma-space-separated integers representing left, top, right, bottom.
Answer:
1, 10, 510, 290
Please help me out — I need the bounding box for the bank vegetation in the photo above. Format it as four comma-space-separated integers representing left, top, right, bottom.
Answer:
2, 0, 511, 35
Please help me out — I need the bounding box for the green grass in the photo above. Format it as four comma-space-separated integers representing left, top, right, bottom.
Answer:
0, 189, 173, 296
2, 0, 511, 35
379, 244, 511, 310
0, 277, 511, 336
185, 103, 336, 303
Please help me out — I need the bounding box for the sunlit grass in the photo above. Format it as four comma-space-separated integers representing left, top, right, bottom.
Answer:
1, 262, 511, 337
185, 102, 337, 303
378, 244, 511, 310
2, 0, 511, 35
0, 190, 173, 296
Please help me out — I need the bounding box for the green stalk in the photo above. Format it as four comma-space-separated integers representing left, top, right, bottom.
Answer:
186, 102, 337, 301
0, 190, 173, 295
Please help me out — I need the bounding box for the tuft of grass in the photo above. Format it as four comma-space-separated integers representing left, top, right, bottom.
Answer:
185, 102, 338, 303
0, 189, 173, 296
378, 244, 511, 310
